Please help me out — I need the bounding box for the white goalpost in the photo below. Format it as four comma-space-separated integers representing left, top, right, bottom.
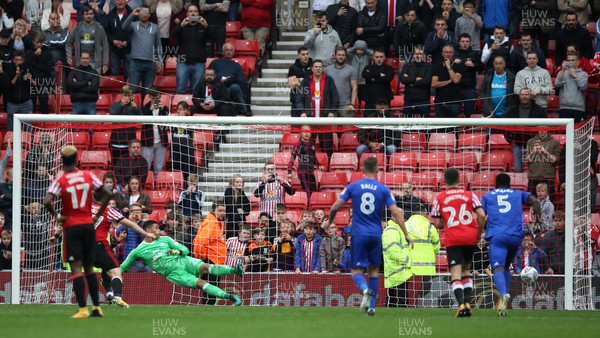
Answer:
8, 114, 592, 310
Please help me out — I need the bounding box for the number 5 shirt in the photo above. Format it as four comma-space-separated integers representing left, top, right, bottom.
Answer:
431, 188, 482, 246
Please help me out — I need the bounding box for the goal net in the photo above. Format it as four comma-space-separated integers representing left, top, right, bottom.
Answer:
7, 115, 595, 310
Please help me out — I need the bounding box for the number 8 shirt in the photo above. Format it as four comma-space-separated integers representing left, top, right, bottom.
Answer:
47, 170, 104, 228
431, 188, 483, 246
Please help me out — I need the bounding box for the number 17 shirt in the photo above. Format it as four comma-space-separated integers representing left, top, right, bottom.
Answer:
47, 170, 103, 228
431, 188, 482, 246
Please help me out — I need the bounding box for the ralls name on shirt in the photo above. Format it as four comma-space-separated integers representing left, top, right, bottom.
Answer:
360, 184, 378, 191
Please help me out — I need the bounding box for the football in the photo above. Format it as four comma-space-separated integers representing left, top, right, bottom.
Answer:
520, 266, 539, 284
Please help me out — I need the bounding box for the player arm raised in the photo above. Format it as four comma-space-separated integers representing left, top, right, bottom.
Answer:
528, 194, 542, 228
325, 198, 347, 227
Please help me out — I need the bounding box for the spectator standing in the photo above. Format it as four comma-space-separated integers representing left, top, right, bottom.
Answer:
555, 50, 588, 121
43, 11, 68, 69
117, 203, 152, 272
141, 88, 169, 176
557, 0, 589, 26
172, 4, 208, 94
200, 0, 229, 57
66, 5, 109, 74
225, 224, 251, 267
399, 45, 431, 118
529, 182, 555, 234
287, 47, 313, 118
116, 176, 152, 214
304, 12, 342, 67
106, 0, 132, 80
431, 45, 463, 118
480, 56, 515, 117
177, 173, 205, 217
325, 46, 358, 117
392, 6, 428, 59
433, 0, 459, 34
287, 125, 325, 198
11, 18, 33, 51
113, 139, 149, 187
424, 17, 457, 66
0, 168, 12, 227
0, 5, 14, 32
67, 52, 100, 115
240, 0, 274, 56
454, 33, 483, 117
535, 211, 565, 274
480, 0, 510, 39
320, 223, 346, 273
148, 0, 184, 59
294, 222, 322, 273
0, 229, 11, 270
223, 174, 250, 239
1, 0, 23, 22
509, 31, 547, 75
190, 68, 234, 116
454, 0, 481, 51
481, 24, 513, 72
208, 42, 251, 116
26, 33, 54, 114
253, 161, 295, 218
514, 51, 554, 108
3, 50, 34, 130
361, 48, 394, 116
41, 0, 70, 31
346, 40, 372, 104
246, 228, 273, 272
326, 0, 358, 49
525, 130, 560, 194
170, 101, 196, 178
555, 12, 593, 65
356, 0, 387, 49
22, 200, 51, 269
109, 85, 141, 159
25, 0, 51, 33
272, 221, 296, 271
122, 5, 163, 98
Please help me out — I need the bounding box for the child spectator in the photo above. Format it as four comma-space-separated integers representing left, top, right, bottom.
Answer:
225, 224, 252, 268
0, 211, 5, 233
592, 222, 600, 277
177, 173, 205, 217
536, 211, 565, 274
173, 215, 193, 252
338, 234, 352, 273
159, 211, 175, 237
472, 234, 492, 277
272, 221, 296, 271
247, 228, 273, 272
0, 229, 12, 270
530, 182, 555, 235
294, 222, 322, 273
191, 213, 203, 233
287, 125, 325, 198
513, 232, 551, 274
319, 223, 346, 273
313, 208, 328, 236
295, 209, 314, 236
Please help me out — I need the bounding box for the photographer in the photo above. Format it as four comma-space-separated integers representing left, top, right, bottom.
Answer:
303, 12, 342, 67
513, 232, 552, 274
253, 161, 295, 219
555, 50, 588, 122
141, 87, 169, 176
109, 85, 141, 160
172, 4, 208, 94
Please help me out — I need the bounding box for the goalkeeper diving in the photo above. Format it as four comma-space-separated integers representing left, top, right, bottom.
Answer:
121, 220, 244, 305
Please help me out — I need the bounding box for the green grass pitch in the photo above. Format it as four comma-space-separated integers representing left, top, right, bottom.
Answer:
1, 305, 599, 338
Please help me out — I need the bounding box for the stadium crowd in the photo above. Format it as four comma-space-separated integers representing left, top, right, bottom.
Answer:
0, 0, 598, 298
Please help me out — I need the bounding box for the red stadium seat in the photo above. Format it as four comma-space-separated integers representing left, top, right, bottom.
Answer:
79, 150, 110, 169
156, 171, 184, 190
99, 76, 124, 92
402, 133, 426, 151
333, 209, 351, 227
547, 95, 560, 114
390, 76, 399, 95
96, 94, 113, 114
329, 152, 358, 171
480, 152, 508, 171
546, 58, 556, 77
339, 133, 361, 151
3, 131, 32, 150
226, 21, 242, 38
319, 171, 349, 191
285, 191, 309, 210
309, 191, 338, 209
234, 39, 260, 58
436, 254, 449, 273
280, 133, 300, 152
508, 172, 528, 190
143, 93, 171, 108
411, 171, 439, 190
193, 130, 215, 150
448, 152, 479, 172
489, 133, 511, 150
429, 133, 456, 151
0, 112, 7, 130
70, 131, 91, 150
171, 94, 194, 111
58, 94, 72, 113
418, 152, 448, 172
360, 153, 386, 171
163, 56, 178, 75
233, 57, 251, 78
273, 151, 293, 170
91, 131, 111, 150
551, 133, 567, 146
316, 152, 329, 170
149, 208, 166, 222
385, 57, 400, 72
388, 152, 418, 172
194, 149, 205, 168
380, 172, 409, 189
154, 75, 177, 92
206, 57, 217, 68
149, 190, 179, 208
349, 171, 367, 183
246, 210, 261, 227
389, 95, 404, 115
145, 171, 155, 190
470, 171, 499, 191
457, 133, 487, 152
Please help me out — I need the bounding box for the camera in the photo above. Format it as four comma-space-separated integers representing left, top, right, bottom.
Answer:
494, 39, 500, 45
316, 23, 322, 28
189, 16, 199, 23
268, 173, 276, 182
140, 8, 150, 15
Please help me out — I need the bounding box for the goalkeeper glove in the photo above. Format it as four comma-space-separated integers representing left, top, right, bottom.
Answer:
168, 249, 181, 256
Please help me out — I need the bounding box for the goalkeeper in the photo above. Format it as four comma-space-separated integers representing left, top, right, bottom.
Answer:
121, 220, 244, 305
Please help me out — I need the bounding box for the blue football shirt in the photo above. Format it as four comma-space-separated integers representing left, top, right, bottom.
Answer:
481, 188, 531, 240
339, 178, 396, 237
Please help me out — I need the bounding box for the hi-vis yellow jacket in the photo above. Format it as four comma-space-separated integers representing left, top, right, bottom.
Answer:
382, 221, 413, 288
389, 214, 440, 276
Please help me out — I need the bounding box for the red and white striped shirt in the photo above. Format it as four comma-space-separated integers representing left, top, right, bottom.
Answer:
92, 203, 125, 243
255, 180, 292, 218
303, 239, 314, 272
225, 237, 249, 267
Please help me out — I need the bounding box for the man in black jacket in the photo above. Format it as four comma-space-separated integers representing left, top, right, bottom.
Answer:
141, 87, 169, 177
481, 24, 513, 72
361, 48, 394, 116
26, 33, 55, 115
3, 50, 34, 131
504, 87, 547, 173
287, 47, 312, 118
172, 4, 208, 94
68, 51, 99, 115
106, 0, 132, 79
392, 6, 427, 60
109, 85, 141, 159
113, 139, 149, 187
356, 0, 387, 50
399, 44, 431, 117
454, 33, 483, 117
509, 31, 547, 75
326, 0, 358, 49
191, 68, 234, 116
555, 12, 594, 65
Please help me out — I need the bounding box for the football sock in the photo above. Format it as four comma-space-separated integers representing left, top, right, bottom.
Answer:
202, 283, 228, 299
112, 276, 123, 297
503, 268, 512, 293
86, 273, 100, 307
101, 271, 112, 293
461, 277, 473, 305
208, 265, 235, 276
368, 277, 378, 309
493, 268, 506, 296
72, 273, 87, 308
451, 280, 464, 304
352, 274, 368, 293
